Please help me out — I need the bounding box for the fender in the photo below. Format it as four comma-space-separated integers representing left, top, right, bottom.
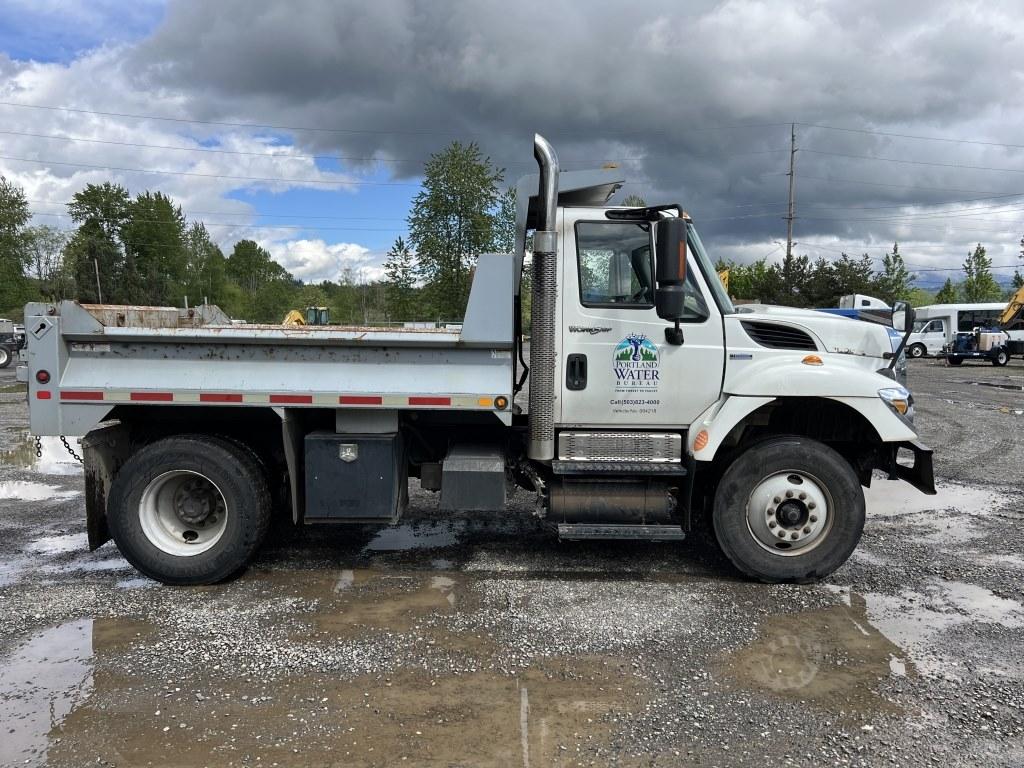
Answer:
724, 353, 900, 398
689, 393, 919, 461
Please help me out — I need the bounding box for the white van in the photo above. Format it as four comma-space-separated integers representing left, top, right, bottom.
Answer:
906, 302, 1024, 358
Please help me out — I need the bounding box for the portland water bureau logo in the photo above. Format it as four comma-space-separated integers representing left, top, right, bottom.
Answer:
613, 333, 660, 391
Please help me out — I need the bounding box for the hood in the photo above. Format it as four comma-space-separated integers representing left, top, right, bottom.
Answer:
735, 304, 893, 358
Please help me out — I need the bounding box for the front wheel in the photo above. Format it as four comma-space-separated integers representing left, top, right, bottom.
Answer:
712, 436, 865, 582
0, 346, 11, 368
907, 343, 926, 359
107, 435, 271, 585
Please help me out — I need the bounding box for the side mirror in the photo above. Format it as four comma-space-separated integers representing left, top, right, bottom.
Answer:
892, 300, 914, 332
654, 218, 687, 321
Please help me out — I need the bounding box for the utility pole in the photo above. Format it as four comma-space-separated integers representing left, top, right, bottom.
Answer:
785, 123, 797, 260
93, 256, 103, 304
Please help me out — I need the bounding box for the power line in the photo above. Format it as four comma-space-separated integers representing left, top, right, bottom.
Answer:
801, 147, 1024, 175
792, 172, 1024, 195
797, 122, 1024, 151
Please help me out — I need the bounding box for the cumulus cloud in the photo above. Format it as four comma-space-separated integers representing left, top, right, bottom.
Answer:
3, 0, 1024, 284
268, 238, 381, 283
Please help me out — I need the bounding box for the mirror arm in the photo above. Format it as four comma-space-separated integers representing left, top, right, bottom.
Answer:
665, 321, 684, 346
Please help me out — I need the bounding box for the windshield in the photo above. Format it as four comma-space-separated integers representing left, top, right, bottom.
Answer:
688, 225, 735, 314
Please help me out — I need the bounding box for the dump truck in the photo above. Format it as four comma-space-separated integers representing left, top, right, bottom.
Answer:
18, 135, 935, 585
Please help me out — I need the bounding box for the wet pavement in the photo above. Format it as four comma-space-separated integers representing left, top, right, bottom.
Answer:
0, 361, 1023, 767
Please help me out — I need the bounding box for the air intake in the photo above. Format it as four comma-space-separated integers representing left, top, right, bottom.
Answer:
741, 321, 817, 351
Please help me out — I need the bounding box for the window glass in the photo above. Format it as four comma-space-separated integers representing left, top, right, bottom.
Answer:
575, 221, 710, 321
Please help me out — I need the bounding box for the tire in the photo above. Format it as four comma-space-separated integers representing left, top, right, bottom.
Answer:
712, 436, 865, 583
947, 356, 963, 366
993, 349, 1009, 367
0, 346, 11, 368
107, 435, 272, 585
908, 343, 926, 359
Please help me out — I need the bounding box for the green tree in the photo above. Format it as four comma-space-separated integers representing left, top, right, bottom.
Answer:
408, 141, 503, 320
874, 242, 913, 305
121, 191, 187, 304
621, 194, 647, 206
961, 243, 1001, 302
832, 253, 876, 299
182, 222, 226, 305
934, 278, 959, 303
66, 182, 131, 303
778, 253, 811, 306
24, 225, 71, 300
800, 257, 837, 307
491, 187, 517, 253
225, 239, 293, 321
0, 176, 31, 312
383, 236, 417, 321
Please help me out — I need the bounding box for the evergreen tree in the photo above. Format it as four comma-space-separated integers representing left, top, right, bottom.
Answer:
182, 222, 226, 305
408, 141, 503, 320
121, 191, 187, 304
874, 242, 913, 305
66, 182, 131, 303
383, 236, 417, 321
0, 176, 32, 312
490, 187, 517, 254
934, 278, 959, 303
961, 243, 1001, 302
622, 194, 647, 206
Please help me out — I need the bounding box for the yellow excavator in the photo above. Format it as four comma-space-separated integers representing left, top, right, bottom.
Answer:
999, 285, 1024, 328
282, 307, 330, 326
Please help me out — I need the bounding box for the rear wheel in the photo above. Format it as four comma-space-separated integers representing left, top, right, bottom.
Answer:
993, 349, 1009, 366
107, 435, 271, 585
0, 346, 11, 368
947, 356, 963, 366
907, 343, 926, 359
712, 436, 865, 582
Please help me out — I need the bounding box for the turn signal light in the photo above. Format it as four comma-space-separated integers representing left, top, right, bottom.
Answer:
694, 429, 709, 451
35, 370, 50, 384
801, 355, 824, 366
494, 395, 509, 410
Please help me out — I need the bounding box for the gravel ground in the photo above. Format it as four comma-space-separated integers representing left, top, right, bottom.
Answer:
0, 358, 1022, 767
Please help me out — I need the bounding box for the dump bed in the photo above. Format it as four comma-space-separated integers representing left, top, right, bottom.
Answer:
22, 255, 515, 436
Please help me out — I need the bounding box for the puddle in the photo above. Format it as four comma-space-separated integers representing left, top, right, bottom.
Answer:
721, 593, 912, 712
863, 479, 1008, 518
0, 434, 83, 476
0, 620, 94, 765
362, 521, 463, 552
115, 577, 157, 590
0, 480, 80, 501
0, 555, 32, 587
26, 532, 88, 554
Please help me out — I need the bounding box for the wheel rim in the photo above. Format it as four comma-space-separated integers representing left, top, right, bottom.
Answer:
745, 471, 833, 556
910, 345, 923, 358
138, 470, 228, 556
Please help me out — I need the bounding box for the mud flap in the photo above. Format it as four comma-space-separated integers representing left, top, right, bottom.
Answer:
82, 424, 132, 550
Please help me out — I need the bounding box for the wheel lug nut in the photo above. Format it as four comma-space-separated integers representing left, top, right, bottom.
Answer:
803, 526, 811, 534
809, 515, 818, 523
790, 532, 799, 540
768, 521, 777, 529
777, 530, 786, 538
773, 496, 781, 504
785, 490, 794, 498
798, 492, 807, 500
808, 502, 816, 510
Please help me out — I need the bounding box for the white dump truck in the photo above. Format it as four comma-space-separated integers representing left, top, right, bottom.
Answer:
18, 135, 935, 585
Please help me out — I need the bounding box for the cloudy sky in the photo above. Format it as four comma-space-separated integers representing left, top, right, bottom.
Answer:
1, 0, 1023, 286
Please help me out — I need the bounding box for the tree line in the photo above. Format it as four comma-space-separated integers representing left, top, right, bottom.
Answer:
2, 139, 1022, 324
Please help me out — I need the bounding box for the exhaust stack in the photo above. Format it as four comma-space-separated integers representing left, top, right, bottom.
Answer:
527, 134, 560, 461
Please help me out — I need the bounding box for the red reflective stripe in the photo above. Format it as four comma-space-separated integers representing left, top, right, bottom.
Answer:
339, 395, 383, 405
61, 390, 103, 401
131, 392, 173, 402
200, 393, 243, 403
269, 394, 312, 404
36, 390, 52, 400
408, 396, 451, 406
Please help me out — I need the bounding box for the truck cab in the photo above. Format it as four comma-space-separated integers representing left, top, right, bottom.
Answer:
21, 135, 936, 587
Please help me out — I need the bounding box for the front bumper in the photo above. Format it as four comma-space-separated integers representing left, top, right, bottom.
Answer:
879, 440, 936, 495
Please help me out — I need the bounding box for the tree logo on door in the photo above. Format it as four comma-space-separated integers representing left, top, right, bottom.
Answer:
613, 334, 660, 392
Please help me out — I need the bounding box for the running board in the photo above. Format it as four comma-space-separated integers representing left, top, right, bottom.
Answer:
557, 523, 686, 541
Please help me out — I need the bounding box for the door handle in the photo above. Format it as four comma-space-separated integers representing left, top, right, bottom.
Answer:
566, 353, 587, 390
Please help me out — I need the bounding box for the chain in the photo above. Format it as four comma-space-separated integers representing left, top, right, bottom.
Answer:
60, 435, 83, 464
34, 435, 42, 458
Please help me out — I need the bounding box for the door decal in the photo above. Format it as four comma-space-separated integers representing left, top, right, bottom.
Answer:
611, 334, 661, 415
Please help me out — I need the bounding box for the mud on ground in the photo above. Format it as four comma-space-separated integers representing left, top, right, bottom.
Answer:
0, 359, 1022, 767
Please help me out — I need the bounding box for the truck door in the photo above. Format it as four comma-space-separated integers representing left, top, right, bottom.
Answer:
557, 212, 725, 428
922, 319, 946, 354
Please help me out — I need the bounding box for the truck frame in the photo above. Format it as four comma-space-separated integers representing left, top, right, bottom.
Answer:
19, 135, 936, 585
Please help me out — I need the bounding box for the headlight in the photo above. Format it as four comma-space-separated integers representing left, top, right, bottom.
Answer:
878, 386, 911, 416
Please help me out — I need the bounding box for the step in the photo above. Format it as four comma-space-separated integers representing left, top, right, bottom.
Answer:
556, 523, 686, 541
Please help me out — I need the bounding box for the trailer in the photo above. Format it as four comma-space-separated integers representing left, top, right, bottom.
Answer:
19, 135, 935, 585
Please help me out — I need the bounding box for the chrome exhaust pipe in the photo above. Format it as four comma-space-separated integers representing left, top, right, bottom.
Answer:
527, 134, 559, 461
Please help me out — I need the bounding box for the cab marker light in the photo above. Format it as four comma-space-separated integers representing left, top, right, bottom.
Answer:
801, 355, 824, 366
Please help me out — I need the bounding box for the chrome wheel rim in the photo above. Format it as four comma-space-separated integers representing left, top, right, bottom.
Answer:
745, 471, 832, 556
138, 470, 228, 556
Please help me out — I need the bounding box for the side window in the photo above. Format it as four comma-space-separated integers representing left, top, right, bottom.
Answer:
574, 220, 709, 321
576, 221, 654, 307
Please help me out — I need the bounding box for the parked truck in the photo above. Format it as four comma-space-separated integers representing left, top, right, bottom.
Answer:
18, 135, 935, 586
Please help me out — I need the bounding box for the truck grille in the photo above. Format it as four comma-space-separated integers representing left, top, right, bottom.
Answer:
741, 321, 817, 351
557, 432, 682, 463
